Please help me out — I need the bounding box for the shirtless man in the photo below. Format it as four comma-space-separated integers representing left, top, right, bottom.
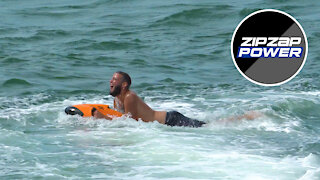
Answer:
93, 71, 206, 127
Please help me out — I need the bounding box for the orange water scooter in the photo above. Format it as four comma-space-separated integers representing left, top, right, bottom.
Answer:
65, 104, 122, 117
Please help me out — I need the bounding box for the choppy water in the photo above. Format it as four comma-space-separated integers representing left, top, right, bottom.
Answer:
1, 0, 320, 179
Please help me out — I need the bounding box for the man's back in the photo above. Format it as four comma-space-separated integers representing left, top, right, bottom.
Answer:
119, 90, 167, 124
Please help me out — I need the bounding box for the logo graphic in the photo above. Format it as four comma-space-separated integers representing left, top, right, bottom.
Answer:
231, 9, 308, 86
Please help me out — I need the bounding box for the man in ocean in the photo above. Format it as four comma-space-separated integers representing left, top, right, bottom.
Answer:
93, 71, 261, 127
92, 71, 206, 127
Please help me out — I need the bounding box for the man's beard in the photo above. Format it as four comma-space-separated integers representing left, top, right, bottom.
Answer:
110, 85, 121, 97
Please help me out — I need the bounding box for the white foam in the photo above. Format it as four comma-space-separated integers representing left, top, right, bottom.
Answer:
301, 153, 320, 169
0, 92, 318, 179
301, 91, 320, 97
299, 169, 320, 180
299, 154, 320, 180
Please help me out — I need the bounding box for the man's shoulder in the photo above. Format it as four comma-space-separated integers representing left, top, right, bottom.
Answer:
124, 91, 138, 101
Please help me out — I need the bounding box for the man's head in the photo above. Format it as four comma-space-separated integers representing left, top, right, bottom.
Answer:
109, 71, 131, 97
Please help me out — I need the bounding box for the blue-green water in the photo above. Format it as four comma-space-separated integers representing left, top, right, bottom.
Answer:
1, 0, 320, 179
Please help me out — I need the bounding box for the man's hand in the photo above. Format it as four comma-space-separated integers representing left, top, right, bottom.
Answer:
92, 108, 112, 120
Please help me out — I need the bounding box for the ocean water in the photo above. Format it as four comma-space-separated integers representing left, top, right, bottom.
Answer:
1, 0, 320, 179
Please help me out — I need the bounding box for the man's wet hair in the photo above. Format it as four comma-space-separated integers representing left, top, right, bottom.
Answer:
116, 71, 131, 89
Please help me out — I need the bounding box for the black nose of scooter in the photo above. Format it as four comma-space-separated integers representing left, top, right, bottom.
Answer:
65, 106, 84, 116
